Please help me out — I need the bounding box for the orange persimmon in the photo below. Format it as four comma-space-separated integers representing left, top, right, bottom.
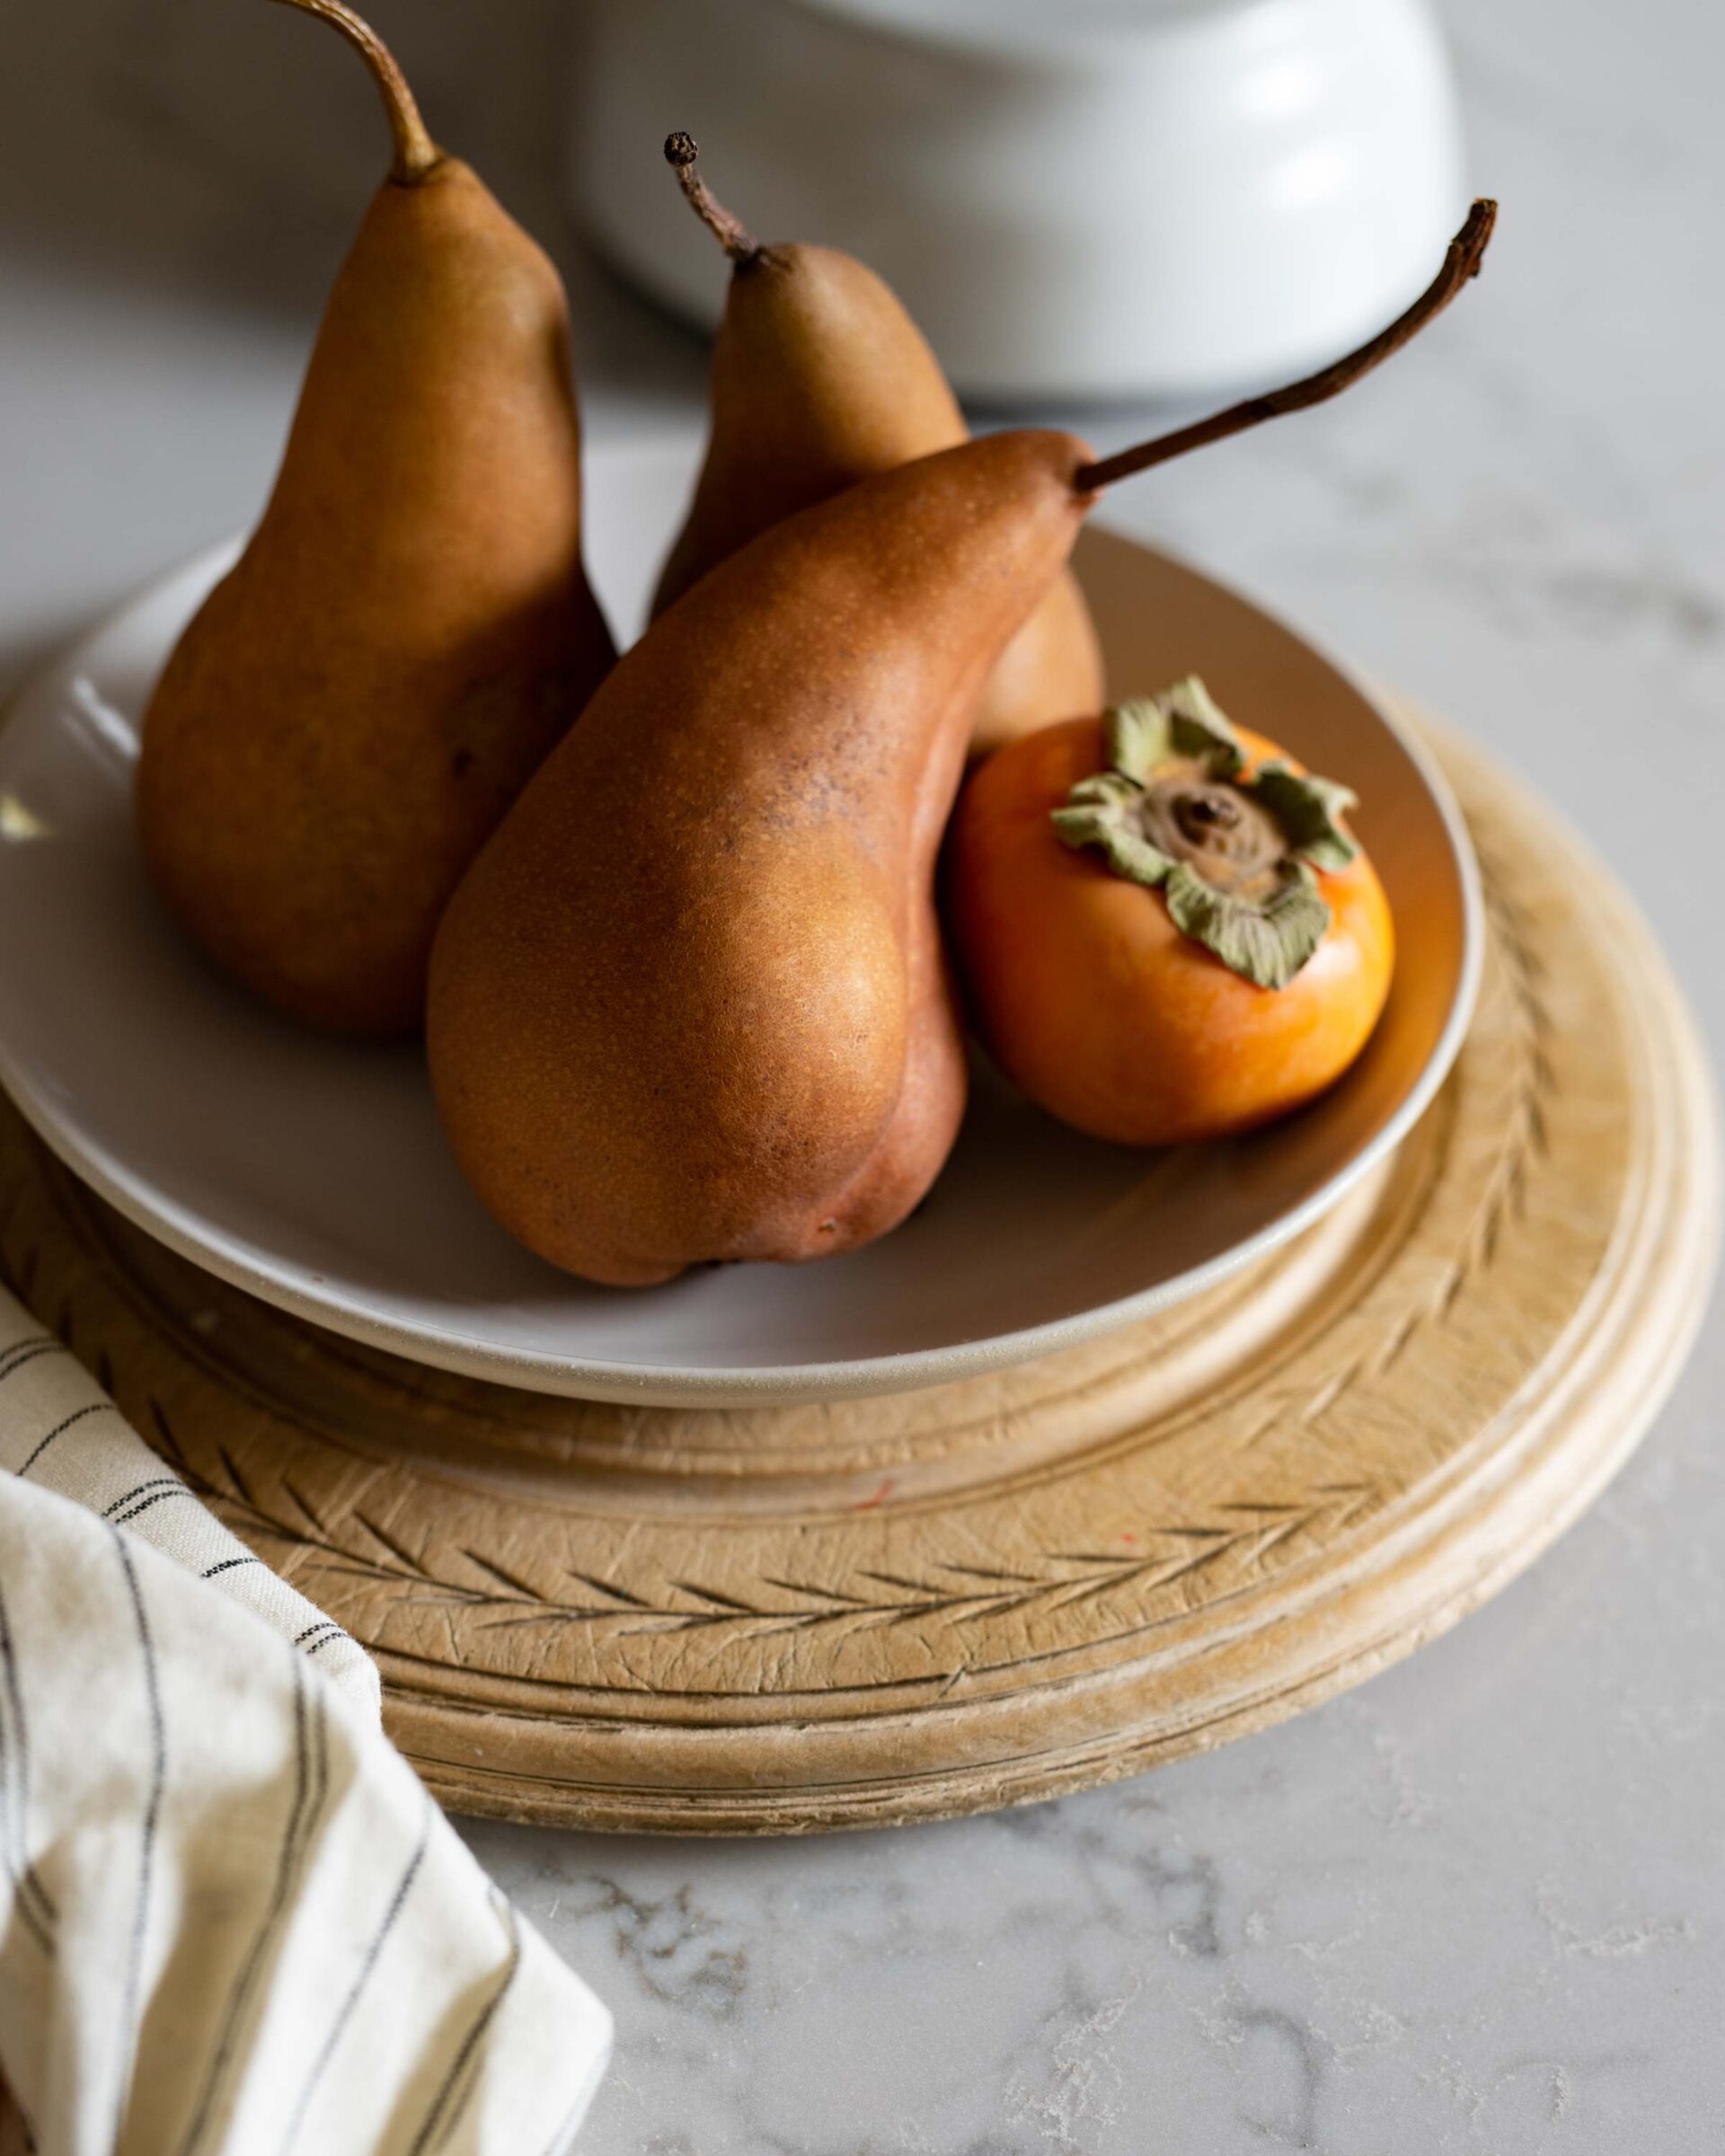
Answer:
943, 685, 1393, 1147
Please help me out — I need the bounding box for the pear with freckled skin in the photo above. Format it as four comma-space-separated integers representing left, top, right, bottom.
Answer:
428, 200, 1495, 1286
136, 0, 615, 1038
429, 432, 1096, 1286
650, 135, 1104, 759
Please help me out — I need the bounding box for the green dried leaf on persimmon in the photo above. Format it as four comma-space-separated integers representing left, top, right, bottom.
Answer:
1248, 762, 1359, 873
1051, 802, 1174, 887
1103, 677, 1244, 786
1163, 861, 1332, 991
1049, 676, 1364, 990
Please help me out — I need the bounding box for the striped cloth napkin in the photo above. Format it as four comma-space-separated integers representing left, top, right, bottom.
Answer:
0, 1307, 379, 1710
0, 1281, 612, 2154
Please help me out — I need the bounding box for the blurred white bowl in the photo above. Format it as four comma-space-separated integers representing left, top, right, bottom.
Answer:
569, 0, 1466, 402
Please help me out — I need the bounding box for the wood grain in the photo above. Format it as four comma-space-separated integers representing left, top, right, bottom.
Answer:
0, 723, 1714, 1833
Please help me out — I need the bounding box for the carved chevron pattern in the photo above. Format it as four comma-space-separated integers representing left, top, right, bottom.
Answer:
145, 1396, 1373, 1642
0, 828, 1554, 1665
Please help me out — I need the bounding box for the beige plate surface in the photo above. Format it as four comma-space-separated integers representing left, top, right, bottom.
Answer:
0, 479, 1478, 1404
0, 720, 1714, 1832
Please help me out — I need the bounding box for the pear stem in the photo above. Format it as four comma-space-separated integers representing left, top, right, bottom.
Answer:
269, 0, 443, 185
664, 134, 762, 266
1073, 199, 1498, 495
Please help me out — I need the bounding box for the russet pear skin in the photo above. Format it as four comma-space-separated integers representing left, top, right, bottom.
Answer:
429, 430, 1094, 1286
137, 156, 615, 1037
653, 238, 1104, 758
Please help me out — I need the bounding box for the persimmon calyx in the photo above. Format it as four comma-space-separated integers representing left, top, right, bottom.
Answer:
1050, 677, 1360, 991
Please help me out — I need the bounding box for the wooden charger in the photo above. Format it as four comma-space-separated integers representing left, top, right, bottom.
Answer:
0, 710, 1714, 1833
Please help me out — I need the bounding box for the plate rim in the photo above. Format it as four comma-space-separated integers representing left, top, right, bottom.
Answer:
0, 527, 1483, 1406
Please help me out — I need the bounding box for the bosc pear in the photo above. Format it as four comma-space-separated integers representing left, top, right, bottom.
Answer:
650, 135, 1104, 758
430, 432, 1091, 1286
429, 202, 1495, 1286
137, 0, 615, 1037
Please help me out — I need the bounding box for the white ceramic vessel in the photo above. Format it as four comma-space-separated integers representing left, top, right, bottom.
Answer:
570, 0, 1466, 401
0, 440, 1478, 1406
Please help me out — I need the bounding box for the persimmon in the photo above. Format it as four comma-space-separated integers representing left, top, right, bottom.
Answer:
943, 678, 1393, 1147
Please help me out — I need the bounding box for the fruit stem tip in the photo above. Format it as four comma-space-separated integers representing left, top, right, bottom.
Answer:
663, 130, 761, 266
1074, 197, 1499, 495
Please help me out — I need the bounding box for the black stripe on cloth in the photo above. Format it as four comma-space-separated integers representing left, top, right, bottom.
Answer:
16, 1401, 119, 1476
0, 1579, 54, 1922
109, 1487, 194, 1531
403, 1891, 523, 2156
2, 2065, 43, 2154
275, 1796, 432, 2156
0, 1580, 54, 1957
0, 1339, 60, 1386
176, 1657, 331, 2156
199, 1556, 261, 1581
108, 1525, 166, 2156
291, 1621, 341, 1648
102, 1477, 184, 1519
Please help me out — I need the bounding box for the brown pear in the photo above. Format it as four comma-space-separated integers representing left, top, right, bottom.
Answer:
429, 432, 1095, 1286
429, 200, 1495, 1286
650, 135, 1104, 757
136, 0, 615, 1038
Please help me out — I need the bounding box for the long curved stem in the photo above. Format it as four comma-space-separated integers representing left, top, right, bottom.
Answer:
1075, 199, 1497, 495
268, 0, 442, 185
664, 133, 762, 266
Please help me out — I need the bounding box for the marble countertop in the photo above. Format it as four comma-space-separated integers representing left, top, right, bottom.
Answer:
4, 0, 1722, 2147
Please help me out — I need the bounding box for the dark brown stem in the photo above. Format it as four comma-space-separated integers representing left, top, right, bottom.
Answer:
1074, 199, 1498, 495
664, 133, 762, 266
269, 0, 442, 185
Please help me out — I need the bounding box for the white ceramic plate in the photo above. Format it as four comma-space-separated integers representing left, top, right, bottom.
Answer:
0, 442, 1480, 1405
